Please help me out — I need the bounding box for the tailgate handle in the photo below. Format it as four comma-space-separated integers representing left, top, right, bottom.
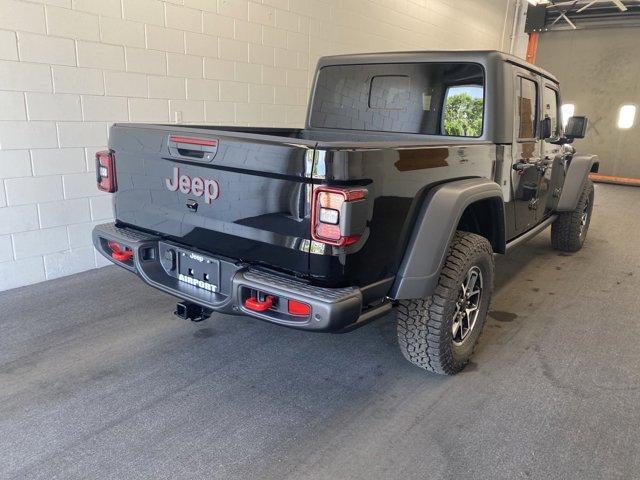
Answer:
168, 135, 218, 161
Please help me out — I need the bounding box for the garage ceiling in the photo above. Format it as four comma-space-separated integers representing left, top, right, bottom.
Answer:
528, 0, 640, 30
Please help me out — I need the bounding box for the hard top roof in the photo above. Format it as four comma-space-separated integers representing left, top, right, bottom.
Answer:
315, 50, 558, 83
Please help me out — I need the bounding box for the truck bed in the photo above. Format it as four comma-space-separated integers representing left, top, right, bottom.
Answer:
108, 123, 497, 287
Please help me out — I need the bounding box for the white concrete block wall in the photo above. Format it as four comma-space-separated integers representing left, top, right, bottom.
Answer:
0, 0, 524, 291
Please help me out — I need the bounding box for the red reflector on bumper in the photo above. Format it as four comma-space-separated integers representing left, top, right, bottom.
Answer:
287, 300, 311, 316
244, 295, 274, 312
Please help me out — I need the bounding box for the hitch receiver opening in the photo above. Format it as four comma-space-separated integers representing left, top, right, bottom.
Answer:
174, 301, 211, 322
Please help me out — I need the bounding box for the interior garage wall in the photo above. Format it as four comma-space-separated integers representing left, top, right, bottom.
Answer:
536, 27, 640, 179
0, 0, 523, 291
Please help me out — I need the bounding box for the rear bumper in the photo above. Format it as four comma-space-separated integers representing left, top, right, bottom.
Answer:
92, 222, 389, 332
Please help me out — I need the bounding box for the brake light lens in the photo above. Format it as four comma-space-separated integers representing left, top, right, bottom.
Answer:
311, 186, 367, 246
96, 150, 117, 193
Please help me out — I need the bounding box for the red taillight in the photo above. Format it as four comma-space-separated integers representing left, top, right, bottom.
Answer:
107, 241, 133, 262
311, 186, 367, 246
96, 150, 117, 193
287, 300, 311, 316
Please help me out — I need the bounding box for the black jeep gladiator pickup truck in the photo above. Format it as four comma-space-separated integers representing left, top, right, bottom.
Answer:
93, 50, 598, 375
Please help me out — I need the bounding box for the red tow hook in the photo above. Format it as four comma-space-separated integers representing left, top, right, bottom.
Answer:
244, 295, 275, 312
107, 241, 134, 262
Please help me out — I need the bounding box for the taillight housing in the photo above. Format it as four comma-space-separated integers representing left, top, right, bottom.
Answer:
311, 186, 367, 246
96, 150, 117, 193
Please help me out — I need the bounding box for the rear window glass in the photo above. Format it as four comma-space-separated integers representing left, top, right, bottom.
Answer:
309, 62, 485, 137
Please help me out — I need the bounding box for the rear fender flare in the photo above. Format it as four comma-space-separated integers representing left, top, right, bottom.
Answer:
390, 177, 504, 300
557, 154, 599, 212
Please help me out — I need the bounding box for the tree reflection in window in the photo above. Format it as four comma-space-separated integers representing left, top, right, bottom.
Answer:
442, 85, 484, 137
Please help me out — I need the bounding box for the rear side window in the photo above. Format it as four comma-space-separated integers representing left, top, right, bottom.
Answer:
309, 62, 485, 137
518, 77, 538, 139
543, 86, 560, 136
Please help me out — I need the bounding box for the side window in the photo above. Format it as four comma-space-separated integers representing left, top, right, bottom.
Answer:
518, 77, 538, 139
543, 86, 560, 136
441, 85, 484, 137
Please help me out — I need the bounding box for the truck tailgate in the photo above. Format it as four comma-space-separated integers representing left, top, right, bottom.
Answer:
110, 124, 315, 276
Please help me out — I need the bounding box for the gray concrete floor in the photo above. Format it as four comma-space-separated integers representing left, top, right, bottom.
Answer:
1, 183, 639, 480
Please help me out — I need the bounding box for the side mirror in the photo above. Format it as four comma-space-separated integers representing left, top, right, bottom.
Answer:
541, 117, 552, 139
565, 116, 588, 140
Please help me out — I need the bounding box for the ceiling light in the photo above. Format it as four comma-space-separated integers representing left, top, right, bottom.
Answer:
618, 105, 636, 129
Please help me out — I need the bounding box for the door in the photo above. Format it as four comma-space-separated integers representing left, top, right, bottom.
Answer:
511, 72, 542, 233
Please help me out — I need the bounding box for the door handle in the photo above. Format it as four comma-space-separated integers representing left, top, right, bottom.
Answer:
535, 155, 555, 173
512, 159, 539, 173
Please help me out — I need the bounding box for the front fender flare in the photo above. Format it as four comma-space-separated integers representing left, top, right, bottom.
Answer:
390, 178, 504, 300
557, 154, 599, 212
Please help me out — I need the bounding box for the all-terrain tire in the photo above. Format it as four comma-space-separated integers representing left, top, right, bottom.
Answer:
551, 180, 594, 252
396, 231, 494, 375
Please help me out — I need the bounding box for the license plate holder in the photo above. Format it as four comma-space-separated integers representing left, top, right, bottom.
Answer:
159, 242, 220, 293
